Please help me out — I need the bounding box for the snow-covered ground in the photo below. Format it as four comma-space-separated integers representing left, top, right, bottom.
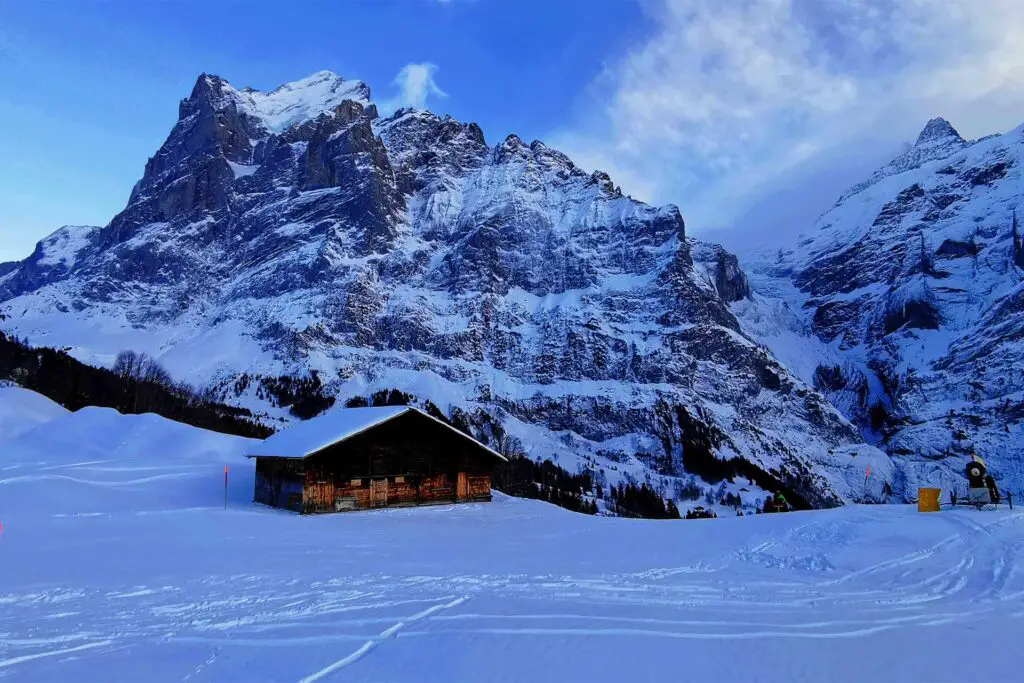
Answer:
1, 389, 1022, 682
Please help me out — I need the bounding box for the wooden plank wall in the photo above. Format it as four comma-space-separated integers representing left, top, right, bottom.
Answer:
254, 457, 305, 512
466, 474, 491, 500
304, 469, 335, 513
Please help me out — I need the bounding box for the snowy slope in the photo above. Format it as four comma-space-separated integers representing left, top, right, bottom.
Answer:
0, 396, 256, 517
735, 117, 1024, 493
0, 401, 1022, 682
0, 386, 68, 440
0, 71, 897, 507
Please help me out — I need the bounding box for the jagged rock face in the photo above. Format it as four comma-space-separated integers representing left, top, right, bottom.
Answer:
691, 242, 752, 303
915, 117, 962, 146
0, 72, 895, 507
740, 118, 1024, 493
1013, 212, 1024, 270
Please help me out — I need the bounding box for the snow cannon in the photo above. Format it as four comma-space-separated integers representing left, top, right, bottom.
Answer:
965, 455, 986, 488
964, 455, 1000, 506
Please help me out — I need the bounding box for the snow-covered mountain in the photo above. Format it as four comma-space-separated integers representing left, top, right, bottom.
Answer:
0, 71, 895, 507
738, 117, 1024, 494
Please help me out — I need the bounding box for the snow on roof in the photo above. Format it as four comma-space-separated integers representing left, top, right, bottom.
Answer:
246, 406, 506, 461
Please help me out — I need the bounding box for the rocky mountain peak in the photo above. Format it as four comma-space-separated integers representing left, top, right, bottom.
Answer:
185, 71, 372, 137
189, 72, 227, 98
500, 133, 526, 151
179, 73, 233, 119
0, 69, 901, 509
837, 116, 969, 202
588, 170, 621, 197
747, 113, 1024, 496
914, 117, 963, 147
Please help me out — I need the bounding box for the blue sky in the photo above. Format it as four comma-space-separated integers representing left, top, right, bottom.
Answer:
0, 0, 645, 260
3, 0, 1024, 262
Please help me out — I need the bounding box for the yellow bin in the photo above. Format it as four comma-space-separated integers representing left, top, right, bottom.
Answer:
918, 487, 941, 512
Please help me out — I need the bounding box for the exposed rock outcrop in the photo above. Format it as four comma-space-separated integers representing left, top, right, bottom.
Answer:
0, 71, 896, 507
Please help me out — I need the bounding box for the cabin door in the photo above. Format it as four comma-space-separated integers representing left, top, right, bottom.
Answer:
370, 478, 388, 507
456, 471, 468, 500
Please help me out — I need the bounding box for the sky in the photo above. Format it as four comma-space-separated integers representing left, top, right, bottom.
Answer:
2, 0, 1024, 262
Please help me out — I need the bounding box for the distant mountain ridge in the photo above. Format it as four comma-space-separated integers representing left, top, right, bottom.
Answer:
738, 116, 1024, 494
0, 70, 897, 508
836, 117, 968, 203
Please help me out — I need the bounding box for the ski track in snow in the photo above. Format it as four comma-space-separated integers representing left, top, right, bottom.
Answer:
297, 596, 469, 683
1, 506, 1023, 681
2, 397, 1023, 682
0, 641, 113, 671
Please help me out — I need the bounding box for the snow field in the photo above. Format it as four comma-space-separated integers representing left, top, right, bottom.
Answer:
1, 391, 1022, 682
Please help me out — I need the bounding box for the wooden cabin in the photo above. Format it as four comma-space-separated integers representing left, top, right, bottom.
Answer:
247, 406, 506, 514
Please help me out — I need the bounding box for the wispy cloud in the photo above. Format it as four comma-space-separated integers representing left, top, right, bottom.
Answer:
380, 62, 448, 113
551, 0, 1024, 244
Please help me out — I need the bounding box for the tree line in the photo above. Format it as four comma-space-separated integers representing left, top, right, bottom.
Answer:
609, 482, 681, 519
674, 405, 810, 509
0, 331, 271, 438
492, 436, 599, 515
233, 371, 336, 419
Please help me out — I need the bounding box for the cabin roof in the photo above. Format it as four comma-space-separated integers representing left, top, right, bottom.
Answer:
246, 405, 507, 461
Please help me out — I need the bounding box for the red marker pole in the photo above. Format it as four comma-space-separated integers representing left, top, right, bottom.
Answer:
864, 465, 871, 491
224, 466, 229, 510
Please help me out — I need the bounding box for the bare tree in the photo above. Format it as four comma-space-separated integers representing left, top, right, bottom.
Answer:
140, 355, 172, 389
112, 350, 175, 412
498, 434, 526, 460
493, 435, 528, 493
112, 350, 142, 381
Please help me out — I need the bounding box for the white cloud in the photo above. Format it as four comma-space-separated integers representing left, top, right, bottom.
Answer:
551, 0, 1024, 246
381, 62, 447, 113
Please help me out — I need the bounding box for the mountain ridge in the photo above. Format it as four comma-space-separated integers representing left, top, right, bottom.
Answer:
0, 70, 898, 509
738, 115, 1024, 494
